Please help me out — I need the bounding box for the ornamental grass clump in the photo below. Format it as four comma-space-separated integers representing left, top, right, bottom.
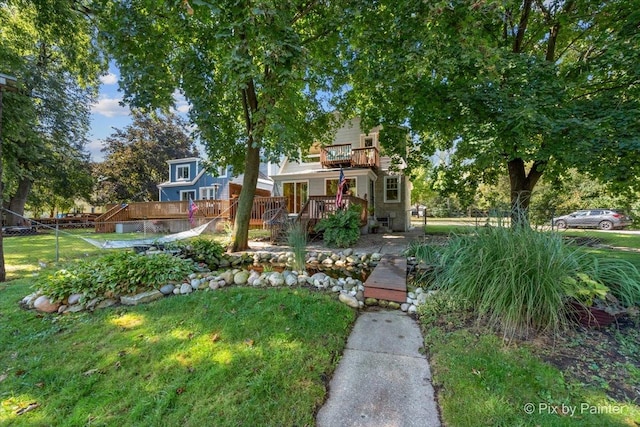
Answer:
578, 256, 640, 308
287, 222, 307, 272
427, 226, 586, 338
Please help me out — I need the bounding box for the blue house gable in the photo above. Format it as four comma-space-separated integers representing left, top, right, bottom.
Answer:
158, 157, 232, 202
158, 157, 274, 202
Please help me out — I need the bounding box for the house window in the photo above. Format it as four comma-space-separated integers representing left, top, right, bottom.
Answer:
384, 176, 400, 203
283, 181, 308, 214
176, 164, 190, 181
180, 190, 196, 201
325, 178, 356, 196
200, 186, 219, 200
216, 166, 227, 178
360, 133, 378, 148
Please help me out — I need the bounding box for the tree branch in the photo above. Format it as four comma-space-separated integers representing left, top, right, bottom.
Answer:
291, 0, 321, 26
513, 0, 532, 53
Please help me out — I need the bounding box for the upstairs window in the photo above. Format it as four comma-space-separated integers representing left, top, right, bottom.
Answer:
360, 133, 378, 148
176, 164, 190, 181
215, 166, 227, 177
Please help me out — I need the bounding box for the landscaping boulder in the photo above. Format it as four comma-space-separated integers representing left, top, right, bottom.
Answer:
34, 296, 60, 313
268, 272, 285, 287
338, 292, 360, 309
234, 271, 250, 285
121, 290, 163, 306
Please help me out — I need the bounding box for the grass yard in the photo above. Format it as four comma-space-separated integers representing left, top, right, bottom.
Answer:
2, 228, 270, 281
0, 280, 355, 426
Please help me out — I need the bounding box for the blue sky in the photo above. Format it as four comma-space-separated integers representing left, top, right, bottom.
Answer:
88, 64, 190, 162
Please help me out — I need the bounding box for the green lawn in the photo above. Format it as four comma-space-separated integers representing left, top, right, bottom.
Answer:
0, 280, 355, 426
4, 225, 640, 426
2, 228, 270, 281
1, 229, 354, 426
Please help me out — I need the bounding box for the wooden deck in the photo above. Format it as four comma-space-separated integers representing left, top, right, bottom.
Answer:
363, 255, 407, 303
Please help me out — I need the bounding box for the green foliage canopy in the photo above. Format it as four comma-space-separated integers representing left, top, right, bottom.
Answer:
0, 0, 106, 219
342, 0, 640, 212
95, 1, 348, 249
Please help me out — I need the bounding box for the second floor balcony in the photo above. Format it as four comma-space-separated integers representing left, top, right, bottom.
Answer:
320, 144, 380, 169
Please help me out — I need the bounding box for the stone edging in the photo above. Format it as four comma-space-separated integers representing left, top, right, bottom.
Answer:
21, 249, 431, 315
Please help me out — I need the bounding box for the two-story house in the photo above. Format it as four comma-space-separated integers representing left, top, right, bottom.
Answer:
271, 118, 411, 232
157, 157, 273, 202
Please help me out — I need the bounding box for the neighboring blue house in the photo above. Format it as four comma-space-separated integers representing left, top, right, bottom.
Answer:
157, 157, 274, 202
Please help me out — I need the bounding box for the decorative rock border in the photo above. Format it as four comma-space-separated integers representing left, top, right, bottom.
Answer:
21, 249, 431, 315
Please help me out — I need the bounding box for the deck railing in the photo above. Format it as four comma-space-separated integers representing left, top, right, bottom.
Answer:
320, 144, 379, 168
300, 195, 368, 223
94, 197, 287, 233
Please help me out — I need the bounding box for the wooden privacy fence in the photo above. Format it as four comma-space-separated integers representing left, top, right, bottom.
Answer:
95, 197, 286, 233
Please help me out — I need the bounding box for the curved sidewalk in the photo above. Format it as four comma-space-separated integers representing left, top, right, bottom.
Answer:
316, 310, 441, 426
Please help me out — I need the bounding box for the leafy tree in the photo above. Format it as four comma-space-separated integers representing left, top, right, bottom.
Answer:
93, 111, 199, 204
409, 167, 434, 207
342, 0, 640, 224
96, 0, 347, 251
532, 169, 640, 216
1, 1, 103, 221
0, 0, 104, 281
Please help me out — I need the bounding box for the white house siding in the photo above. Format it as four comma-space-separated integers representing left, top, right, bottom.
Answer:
373, 172, 410, 232
334, 118, 382, 148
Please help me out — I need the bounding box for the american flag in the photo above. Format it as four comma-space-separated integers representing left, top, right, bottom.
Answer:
336, 168, 345, 209
188, 196, 199, 226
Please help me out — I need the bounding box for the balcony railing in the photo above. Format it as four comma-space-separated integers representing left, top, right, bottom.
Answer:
320, 144, 379, 168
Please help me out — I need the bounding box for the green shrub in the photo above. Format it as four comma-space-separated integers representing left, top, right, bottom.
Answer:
315, 205, 362, 248
168, 237, 226, 267
35, 252, 196, 302
412, 228, 640, 338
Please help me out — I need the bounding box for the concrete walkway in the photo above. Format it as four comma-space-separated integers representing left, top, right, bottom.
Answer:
314, 227, 440, 426
250, 227, 441, 426
316, 310, 441, 426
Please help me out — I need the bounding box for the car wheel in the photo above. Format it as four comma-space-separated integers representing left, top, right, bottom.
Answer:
599, 220, 613, 230
555, 220, 567, 229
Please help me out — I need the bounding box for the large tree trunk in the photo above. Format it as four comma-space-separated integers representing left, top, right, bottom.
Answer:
6, 177, 32, 226
230, 144, 260, 252
508, 158, 544, 227
230, 78, 262, 252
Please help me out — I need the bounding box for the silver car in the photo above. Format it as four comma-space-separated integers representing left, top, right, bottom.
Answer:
553, 209, 633, 230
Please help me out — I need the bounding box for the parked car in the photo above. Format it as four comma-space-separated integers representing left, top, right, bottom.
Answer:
552, 209, 633, 230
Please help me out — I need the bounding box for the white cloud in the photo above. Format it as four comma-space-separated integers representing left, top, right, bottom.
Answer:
86, 138, 105, 162
172, 89, 191, 114
91, 96, 130, 118
99, 72, 118, 85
